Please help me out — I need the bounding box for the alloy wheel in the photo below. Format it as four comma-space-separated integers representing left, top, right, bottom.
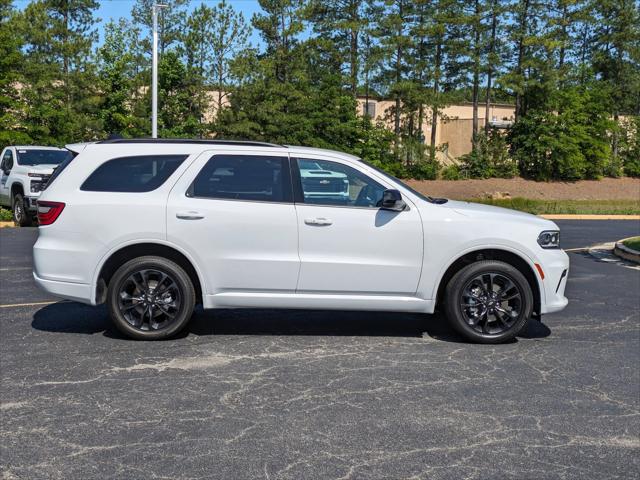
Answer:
117, 268, 182, 331
459, 272, 523, 335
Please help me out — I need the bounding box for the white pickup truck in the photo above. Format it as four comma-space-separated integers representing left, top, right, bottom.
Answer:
0, 146, 72, 226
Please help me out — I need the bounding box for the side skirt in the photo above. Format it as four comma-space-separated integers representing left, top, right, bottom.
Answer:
203, 291, 434, 313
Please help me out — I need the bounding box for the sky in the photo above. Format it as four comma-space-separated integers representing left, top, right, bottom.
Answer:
14, 0, 266, 46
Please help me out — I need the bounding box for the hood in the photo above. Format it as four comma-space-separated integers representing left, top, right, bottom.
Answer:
441, 199, 557, 229
27, 166, 56, 175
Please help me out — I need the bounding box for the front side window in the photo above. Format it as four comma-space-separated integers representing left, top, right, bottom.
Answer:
81, 155, 187, 192
187, 155, 291, 203
294, 158, 385, 208
16, 149, 71, 166
2, 150, 14, 171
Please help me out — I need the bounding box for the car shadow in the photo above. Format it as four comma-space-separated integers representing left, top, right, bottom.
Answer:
31, 302, 551, 343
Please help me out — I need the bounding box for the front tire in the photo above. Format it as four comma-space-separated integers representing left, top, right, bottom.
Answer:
13, 193, 32, 227
107, 256, 196, 340
444, 260, 533, 344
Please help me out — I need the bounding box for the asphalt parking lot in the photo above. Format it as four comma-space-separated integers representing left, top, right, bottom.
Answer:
1, 221, 639, 479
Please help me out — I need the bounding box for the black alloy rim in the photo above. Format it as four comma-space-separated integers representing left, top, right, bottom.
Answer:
117, 268, 182, 331
460, 272, 523, 335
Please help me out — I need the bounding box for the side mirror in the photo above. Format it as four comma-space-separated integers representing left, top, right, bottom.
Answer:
380, 189, 407, 212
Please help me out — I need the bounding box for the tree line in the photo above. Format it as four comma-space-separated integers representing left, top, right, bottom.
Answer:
1, 0, 639, 180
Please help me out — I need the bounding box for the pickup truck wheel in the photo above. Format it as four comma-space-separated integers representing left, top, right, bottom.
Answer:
444, 260, 533, 344
12, 193, 32, 227
107, 256, 196, 340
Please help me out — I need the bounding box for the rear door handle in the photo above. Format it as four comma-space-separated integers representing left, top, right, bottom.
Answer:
304, 217, 332, 226
176, 211, 205, 220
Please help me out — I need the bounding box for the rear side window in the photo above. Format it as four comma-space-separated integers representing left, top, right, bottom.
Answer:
81, 155, 187, 192
187, 155, 291, 203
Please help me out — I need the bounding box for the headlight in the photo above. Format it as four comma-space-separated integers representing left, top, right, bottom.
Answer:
30, 181, 45, 193
538, 230, 560, 249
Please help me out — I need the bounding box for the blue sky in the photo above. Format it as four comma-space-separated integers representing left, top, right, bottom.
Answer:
14, 0, 266, 46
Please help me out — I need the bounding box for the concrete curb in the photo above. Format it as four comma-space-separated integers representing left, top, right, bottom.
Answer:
540, 214, 640, 220
614, 238, 640, 264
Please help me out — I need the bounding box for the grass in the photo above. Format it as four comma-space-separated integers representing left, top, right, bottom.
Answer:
0, 207, 12, 222
622, 237, 640, 252
469, 198, 640, 215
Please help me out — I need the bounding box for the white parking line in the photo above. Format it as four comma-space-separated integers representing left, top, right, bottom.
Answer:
0, 301, 60, 309
0, 267, 32, 271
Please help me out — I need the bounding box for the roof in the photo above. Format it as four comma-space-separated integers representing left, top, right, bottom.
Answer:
97, 138, 282, 148
12, 146, 66, 151
65, 139, 361, 163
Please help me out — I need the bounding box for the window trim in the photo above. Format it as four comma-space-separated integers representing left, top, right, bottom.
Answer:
291, 157, 387, 210
80, 154, 188, 193
184, 153, 294, 204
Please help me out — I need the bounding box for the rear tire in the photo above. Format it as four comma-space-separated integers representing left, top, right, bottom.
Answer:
107, 256, 196, 340
13, 193, 32, 227
444, 260, 533, 344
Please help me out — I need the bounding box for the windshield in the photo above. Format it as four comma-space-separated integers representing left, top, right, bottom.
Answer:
361, 161, 435, 203
16, 149, 72, 166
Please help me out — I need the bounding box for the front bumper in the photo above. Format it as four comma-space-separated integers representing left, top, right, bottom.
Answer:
538, 249, 570, 314
24, 195, 40, 213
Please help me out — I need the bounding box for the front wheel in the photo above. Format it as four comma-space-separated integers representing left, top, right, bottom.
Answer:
444, 260, 534, 344
13, 194, 33, 227
107, 256, 196, 340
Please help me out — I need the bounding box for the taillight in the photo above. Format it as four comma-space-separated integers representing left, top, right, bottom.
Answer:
37, 201, 65, 225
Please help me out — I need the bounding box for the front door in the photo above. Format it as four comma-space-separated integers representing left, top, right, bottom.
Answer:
167, 151, 300, 297
292, 157, 424, 295
0, 149, 13, 206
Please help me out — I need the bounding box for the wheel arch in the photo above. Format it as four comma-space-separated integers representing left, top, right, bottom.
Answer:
10, 181, 25, 200
95, 242, 204, 305
434, 248, 542, 315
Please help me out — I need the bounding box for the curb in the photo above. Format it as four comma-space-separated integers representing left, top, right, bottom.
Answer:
614, 238, 640, 264
540, 214, 640, 220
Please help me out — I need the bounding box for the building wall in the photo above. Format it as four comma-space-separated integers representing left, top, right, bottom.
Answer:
356, 97, 515, 163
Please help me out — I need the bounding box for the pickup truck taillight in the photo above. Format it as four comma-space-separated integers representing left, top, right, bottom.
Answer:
37, 201, 65, 225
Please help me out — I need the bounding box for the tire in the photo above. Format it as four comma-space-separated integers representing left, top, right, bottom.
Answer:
13, 193, 33, 227
107, 256, 196, 340
444, 260, 533, 344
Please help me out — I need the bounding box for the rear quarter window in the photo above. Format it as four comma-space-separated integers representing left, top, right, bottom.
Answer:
81, 155, 188, 192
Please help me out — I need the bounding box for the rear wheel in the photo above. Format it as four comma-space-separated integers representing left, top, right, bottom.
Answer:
13, 193, 32, 227
444, 260, 533, 344
107, 256, 196, 340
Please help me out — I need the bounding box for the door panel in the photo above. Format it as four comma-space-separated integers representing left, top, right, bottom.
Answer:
166, 151, 299, 295
293, 158, 423, 295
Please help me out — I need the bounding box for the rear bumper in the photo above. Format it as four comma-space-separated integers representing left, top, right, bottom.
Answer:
33, 272, 93, 305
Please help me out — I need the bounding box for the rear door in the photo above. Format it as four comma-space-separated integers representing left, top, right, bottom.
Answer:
292, 156, 424, 295
166, 150, 300, 296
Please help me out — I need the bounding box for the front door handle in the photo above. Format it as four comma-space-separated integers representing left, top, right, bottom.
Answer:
176, 211, 205, 220
304, 217, 332, 226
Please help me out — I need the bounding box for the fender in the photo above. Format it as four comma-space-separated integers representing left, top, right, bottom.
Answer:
89, 238, 209, 306
428, 242, 546, 308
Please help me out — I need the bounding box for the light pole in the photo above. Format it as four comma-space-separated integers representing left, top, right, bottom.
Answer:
152, 3, 167, 138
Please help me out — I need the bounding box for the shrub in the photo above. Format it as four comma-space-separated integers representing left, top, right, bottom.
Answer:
620, 116, 640, 177
441, 164, 461, 180
459, 129, 517, 179
0, 208, 13, 222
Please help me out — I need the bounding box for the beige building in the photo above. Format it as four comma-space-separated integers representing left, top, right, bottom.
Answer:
356, 96, 515, 164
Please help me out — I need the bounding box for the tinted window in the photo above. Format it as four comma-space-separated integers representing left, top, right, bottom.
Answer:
188, 155, 291, 203
81, 155, 187, 192
17, 149, 71, 166
295, 158, 385, 208
1, 150, 13, 171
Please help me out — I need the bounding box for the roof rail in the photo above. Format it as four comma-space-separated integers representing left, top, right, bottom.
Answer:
96, 138, 284, 148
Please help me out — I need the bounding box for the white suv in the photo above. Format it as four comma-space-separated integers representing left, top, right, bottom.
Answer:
33, 139, 569, 343
0, 146, 72, 226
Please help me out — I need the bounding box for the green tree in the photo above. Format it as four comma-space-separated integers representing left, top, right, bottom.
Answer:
20, 0, 101, 143
0, 0, 30, 145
